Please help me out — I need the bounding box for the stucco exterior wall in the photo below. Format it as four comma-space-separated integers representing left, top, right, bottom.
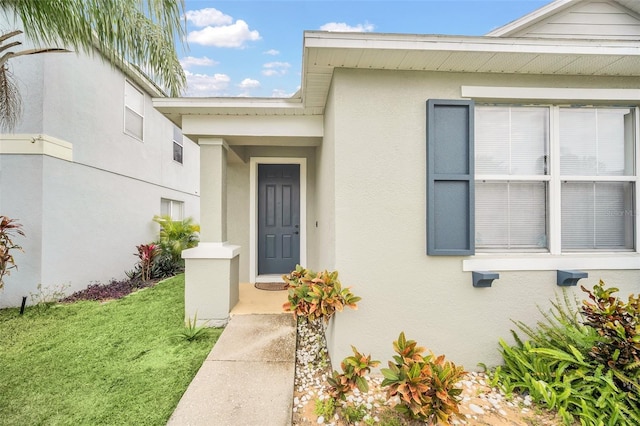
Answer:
0, 155, 44, 306
313, 82, 337, 272
17, 52, 200, 195
325, 67, 640, 370
1, 154, 198, 307
226, 146, 317, 282
0, 36, 199, 307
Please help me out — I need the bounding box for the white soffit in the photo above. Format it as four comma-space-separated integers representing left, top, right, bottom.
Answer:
301, 31, 640, 109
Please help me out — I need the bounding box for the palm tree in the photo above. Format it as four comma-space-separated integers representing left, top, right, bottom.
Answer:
0, 0, 187, 131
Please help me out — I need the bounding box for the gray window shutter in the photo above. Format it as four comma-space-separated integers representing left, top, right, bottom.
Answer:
427, 99, 475, 255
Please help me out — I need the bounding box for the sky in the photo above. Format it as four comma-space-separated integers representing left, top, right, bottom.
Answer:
179, 0, 552, 98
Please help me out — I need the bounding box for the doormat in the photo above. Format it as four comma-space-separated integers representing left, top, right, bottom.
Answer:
254, 282, 288, 291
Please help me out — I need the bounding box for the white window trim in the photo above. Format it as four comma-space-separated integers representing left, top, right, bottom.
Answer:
249, 157, 307, 283
466, 87, 640, 270
124, 80, 144, 141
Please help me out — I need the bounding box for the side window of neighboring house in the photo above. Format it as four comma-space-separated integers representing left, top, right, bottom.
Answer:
475, 105, 636, 253
161, 198, 184, 221
124, 80, 144, 140
173, 125, 184, 164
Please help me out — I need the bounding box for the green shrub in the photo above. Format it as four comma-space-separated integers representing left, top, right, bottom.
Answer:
128, 216, 200, 280
153, 215, 200, 265
282, 265, 361, 322
381, 332, 465, 425
490, 285, 640, 426
327, 345, 380, 400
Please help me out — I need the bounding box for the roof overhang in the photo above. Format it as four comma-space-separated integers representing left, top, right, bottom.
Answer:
154, 30, 640, 131
301, 31, 640, 109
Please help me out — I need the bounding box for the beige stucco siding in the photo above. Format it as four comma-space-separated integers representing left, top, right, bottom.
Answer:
325, 67, 640, 370
313, 82, 337, 272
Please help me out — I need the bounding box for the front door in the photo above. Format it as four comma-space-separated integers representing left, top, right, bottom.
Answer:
258, 164, 300, 275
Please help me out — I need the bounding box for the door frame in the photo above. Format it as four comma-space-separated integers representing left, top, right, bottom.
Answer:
250, 157, 307, 283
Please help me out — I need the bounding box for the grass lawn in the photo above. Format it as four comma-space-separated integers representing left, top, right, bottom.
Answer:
0, 274, 222, 425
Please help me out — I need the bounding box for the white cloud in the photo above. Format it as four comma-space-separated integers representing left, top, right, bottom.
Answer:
180, 56, 218, 69
185, 8, 232, 27
271, 88, 299, 98
263, 49, 280, 56
187, 20, 261, 48
238, 78, 261, 89
261, 61, 291, 77
319, 22, 375, 32
184, 70, 231, 96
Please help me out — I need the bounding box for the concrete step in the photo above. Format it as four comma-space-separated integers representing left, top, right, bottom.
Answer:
167, 313, 297, 426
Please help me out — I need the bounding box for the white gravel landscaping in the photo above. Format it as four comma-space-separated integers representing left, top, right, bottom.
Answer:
291, 317, 566, 426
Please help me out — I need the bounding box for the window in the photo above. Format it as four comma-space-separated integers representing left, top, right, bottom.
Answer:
560, 108, 635, 250
161, 198, 184, 221
173, 125, 184, 164
124, 81, 144, 140
475, 105, 636, 253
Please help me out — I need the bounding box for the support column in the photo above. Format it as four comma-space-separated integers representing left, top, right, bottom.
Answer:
182, 138, 240, 327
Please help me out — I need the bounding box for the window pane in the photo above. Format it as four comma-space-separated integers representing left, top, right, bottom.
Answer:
125, 108, 143, 139
173, 125, 183, 144
560, 108, 634, 176
476, 181, 547, 249
476, 107, 510, 174
476, 107, 548, 175
161, 199, 171, 216
562, 182, 634, 250
125, 81, 144, 114
173, 201, 184, 221
173, 142, 183, 163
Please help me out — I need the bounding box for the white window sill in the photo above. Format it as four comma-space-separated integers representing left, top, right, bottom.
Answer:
462, 252, 640, 271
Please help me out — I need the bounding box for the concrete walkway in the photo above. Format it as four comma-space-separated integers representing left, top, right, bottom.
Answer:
167, 313, 297, 426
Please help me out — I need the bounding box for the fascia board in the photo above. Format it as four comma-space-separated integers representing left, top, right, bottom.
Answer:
303, 31, 640, 56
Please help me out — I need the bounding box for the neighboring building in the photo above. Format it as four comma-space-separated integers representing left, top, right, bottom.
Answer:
0, 29, 200, 307
155, 0, 640, 369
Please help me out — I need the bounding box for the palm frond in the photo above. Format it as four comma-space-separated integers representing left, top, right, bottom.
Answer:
0, 65, 22, 131
2, 0, 187, 96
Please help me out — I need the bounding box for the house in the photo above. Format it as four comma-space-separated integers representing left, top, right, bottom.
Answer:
154, 0, 640, 369
0, 25, 200, 307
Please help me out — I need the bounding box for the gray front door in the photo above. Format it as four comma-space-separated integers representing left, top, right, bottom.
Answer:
258, 164, 300, 275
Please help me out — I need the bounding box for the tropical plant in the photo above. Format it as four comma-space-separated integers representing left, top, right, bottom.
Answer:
489, 286, 640, 426
174, 313, 209, 342
153, 215, 200, 263
327, 345, 380, 400
282, 265, 361, 322
0, 215, 24, 290
581, 281, 640, 391
0, 0, 187, 130
381, 332, 465, 425
136, 243, 159, 282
